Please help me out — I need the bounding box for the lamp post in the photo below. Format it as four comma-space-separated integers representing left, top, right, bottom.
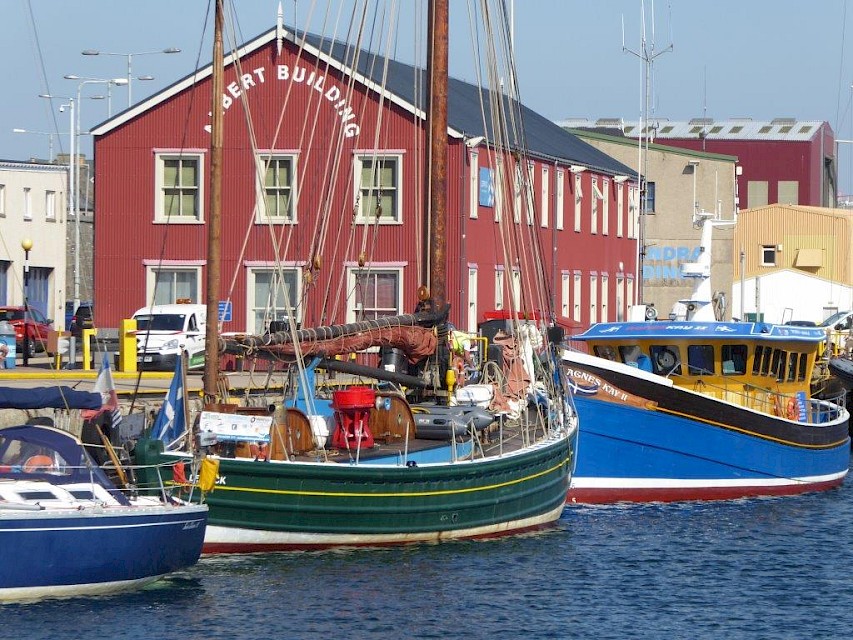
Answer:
63, 75, 128, 117
11, 128, 68, 162
81, 47, 180, 107
21, 238, 33, 366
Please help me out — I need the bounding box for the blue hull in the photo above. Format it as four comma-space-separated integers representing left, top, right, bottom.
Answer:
569, 396, 850, 503
0, 505, 207, 602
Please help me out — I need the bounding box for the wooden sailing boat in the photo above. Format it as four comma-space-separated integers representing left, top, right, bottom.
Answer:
134, 0, 576, 553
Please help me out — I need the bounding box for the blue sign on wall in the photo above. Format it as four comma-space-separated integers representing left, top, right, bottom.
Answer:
478, 168, 495, 207
218, 300, 232, 322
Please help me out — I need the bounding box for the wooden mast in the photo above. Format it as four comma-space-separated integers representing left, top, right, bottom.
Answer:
426, 0, 449, 314
203, 0, 224, 401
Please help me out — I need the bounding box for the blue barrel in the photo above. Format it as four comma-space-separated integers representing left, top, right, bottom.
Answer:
0, 320, 16, 369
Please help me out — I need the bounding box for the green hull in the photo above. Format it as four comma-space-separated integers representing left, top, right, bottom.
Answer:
135, 435, 572, 553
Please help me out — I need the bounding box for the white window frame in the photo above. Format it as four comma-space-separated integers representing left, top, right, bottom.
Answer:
760, 245, 777, 266
469, 151, 479, 219
589, 273, 598, 324
561, 271, 570, 318
495, 267, 505, 311
346, 266, 404, 323
493, 158, 504, 223
601, 273, 609, 321
467, 266, 478, 332
45, 190, 56, 221
616, 183, 624, 237
354, 153, 403, 224
628, 185, 638, 239
573, 271, 582, 322
616, 274, 625, 321
541, 166, 550, 228
591, 178, 601, 235
255, 153, 298, 224
602, 179, 610, 236
154, 151, 205, 223
247, 265, 302, 333
144, 263, 203, 305
513, 164, 522, 224
556, 170, 565, 230
627, 275, 635, 309
574, 174, 582, 232
0, 184, 5, 216
511, 267, 522, 308
23, 187, 32, 221
526, 162, 535, 226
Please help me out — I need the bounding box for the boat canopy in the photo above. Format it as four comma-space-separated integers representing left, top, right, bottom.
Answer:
573, 321, 828, 343
0, 386, 102, 410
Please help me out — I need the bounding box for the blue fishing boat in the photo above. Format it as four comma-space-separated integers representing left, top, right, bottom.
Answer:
563, 212, 850, 503
0, 387, 207, 603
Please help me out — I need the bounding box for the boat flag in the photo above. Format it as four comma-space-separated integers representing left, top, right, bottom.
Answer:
81, 353, 123, 429
151, 357, 186, 449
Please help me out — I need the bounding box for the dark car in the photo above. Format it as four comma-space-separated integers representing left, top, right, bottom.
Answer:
784, 320, 817, 327
70, 303, 95, 338
0, 305, 53, 356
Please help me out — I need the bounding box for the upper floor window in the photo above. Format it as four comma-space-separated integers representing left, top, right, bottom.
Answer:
348, 267, 403, 321
45, 191, 56, 221
249, 267, 300, 333
643, 181, 656, 213
148, 266, 201, 305
355, 154, 402, 223
155, 153, 204, 223
23, 187, 32, 220
0, 184, 7, 216
257, 155, 297, 223
760, 245, 777, 266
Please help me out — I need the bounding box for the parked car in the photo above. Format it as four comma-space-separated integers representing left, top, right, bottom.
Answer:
70, 303, 95, 338
784, 320, 817, 327
0, 305, 53, 356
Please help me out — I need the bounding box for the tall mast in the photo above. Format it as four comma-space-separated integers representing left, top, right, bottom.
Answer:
204, 0, 224, 400
426, 0, 448, 313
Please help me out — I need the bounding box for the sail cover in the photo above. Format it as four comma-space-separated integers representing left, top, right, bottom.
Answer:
0, 386, 103, 410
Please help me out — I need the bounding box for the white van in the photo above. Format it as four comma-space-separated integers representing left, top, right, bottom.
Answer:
132, 303, 207, 370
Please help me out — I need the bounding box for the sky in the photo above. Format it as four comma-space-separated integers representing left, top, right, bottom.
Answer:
4, 0, 853, 193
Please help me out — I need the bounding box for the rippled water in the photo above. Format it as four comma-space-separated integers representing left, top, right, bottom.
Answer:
7, 458, 853, 639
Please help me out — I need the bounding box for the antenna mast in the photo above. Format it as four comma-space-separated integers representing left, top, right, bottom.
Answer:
622, 0, 672, 305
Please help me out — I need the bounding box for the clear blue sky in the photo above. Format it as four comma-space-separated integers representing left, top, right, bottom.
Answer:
4, 0, 853, 193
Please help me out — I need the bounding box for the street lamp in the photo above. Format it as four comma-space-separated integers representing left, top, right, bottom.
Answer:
11, 128, 68, 162
21, 238, 33, 366
81, 47, 180, 107
63, 75, 128, 117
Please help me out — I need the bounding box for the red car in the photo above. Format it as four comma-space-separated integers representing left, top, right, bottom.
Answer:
0, 305, 53, 356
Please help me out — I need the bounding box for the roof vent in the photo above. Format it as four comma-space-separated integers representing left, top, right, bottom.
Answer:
688, 118, 714, 125
770, 118, 796, 125
595, 118, 622, 127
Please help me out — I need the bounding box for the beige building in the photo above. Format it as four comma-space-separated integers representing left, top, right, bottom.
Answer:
732, 205, 853, 324
0, 160, 68, 326
568, 129, 739, 319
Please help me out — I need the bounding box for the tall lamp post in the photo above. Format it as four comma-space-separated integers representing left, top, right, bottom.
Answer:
11, 128, 67, 162
81, 47, 180, 107
21, 238, 33, 367
63, 75, 128, 117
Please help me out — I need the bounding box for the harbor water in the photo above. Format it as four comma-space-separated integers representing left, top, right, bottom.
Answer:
6, 455, 853, 639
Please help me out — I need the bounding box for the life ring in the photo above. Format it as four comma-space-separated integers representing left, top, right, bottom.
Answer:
23, 454, 55, 473
786, 397, 799, 421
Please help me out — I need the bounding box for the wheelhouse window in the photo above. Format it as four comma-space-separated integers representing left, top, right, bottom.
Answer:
687, 345, 715, 376
257, 154, 296, 223
593, 345, 618, 361
650, 345, 681, 375
771, 348, 785, 381
355, 155, 401, 223
347, 267, 403, 322
721, 344, 747, 375
155, 153, 204, 222
249, 267, 300, 334
147, 266, 201, 305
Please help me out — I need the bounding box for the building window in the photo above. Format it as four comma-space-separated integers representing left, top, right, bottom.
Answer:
573, 174, 582, 232
493, 158, 504, 223
0, 184, 5, 216
601, 179, 610, 235
748, 181, 769, 208
760, 245, 777, 266
778, 180, 799, 205
616, 183, 624, 237
155, 153, 204, 222
511, 267, 521, 308
147, 266, 201, 305
600, 274, 609, 321
495, 268, 505, 311
561, 272, 570, 317
626, 275, 635, 309
573, 272, 582, 322
556, 170, 565, 230
541, 166, 549, 228
347, 267, 402, 321
643, 181, 656, 213
616, 274, 624, 321
590, 178, 599, 234
45, 191, 56, 221
23, 187, 32, 220
469, 151, 479, 219
589, 273, 598, 324
526, 162, 535, 225
355, 155, 402, 223
628, 186, 638, 238
467, 267, 478, 332
513, 164, 522, 224
249, 267, 300, 333
257, 154, 297, 223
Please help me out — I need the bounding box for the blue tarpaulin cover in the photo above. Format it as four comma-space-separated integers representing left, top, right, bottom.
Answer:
0, 386, 102, 410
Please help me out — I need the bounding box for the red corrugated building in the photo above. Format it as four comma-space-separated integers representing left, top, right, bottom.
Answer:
91, 27, 637, 337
